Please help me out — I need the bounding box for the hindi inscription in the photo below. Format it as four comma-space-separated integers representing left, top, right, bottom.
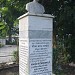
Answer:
29, 39, 52, 75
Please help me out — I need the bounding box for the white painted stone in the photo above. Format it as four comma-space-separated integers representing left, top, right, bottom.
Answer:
26, 0, 45, 14
19, 13, 54, 75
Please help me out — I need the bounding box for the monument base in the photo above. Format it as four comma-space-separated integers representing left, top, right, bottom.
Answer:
18, 13, 54, 75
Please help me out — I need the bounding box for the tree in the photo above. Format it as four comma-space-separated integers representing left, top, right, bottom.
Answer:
40, 0, 75, 63
0, 21, 7, 37
0, 0, 28, 42
50, 0, 75, 62
0, 0, 75, 62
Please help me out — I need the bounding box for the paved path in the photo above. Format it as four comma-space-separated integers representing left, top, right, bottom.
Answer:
0, 45, 17, 63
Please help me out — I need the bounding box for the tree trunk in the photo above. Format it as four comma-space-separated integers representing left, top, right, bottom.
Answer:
8, 26, 12, 43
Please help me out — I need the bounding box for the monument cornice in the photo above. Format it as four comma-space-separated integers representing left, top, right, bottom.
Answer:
18, 12, 54, 20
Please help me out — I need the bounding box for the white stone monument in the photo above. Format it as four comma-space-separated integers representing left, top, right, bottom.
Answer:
26, 0, 45, 14
18, 1, 54, 75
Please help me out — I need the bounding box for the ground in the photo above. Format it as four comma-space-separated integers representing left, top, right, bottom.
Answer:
0, 45, 17, 63
0, 45, 75, 75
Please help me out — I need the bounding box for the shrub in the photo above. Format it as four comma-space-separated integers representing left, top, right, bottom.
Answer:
13, 50, 19, 64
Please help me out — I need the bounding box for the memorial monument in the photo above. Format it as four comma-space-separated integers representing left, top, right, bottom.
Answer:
18, 0, 54, 75
26, 0, 45, 14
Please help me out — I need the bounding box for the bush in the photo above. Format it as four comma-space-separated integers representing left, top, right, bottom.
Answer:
53, 47, 71, 74
13, 50, 19, 64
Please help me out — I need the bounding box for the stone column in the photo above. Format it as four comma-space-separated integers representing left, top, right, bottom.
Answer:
18, 13, 54, 75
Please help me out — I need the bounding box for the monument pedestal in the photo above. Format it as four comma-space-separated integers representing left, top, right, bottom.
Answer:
18, 13, 54, 75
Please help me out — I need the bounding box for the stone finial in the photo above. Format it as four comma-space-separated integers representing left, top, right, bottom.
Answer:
26, 0, 45, 14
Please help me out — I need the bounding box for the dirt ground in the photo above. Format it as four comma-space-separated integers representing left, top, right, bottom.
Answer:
62, 64, 75, 75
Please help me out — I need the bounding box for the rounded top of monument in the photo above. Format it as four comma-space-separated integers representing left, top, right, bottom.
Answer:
26, 0, 45, 14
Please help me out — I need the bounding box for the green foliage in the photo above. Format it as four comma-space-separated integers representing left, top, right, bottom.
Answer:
0, 0, 29, 42
0, 21, 7, 37
13, 50, 19, 64
45, 0, 75, 63
0, 22, 5, 30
